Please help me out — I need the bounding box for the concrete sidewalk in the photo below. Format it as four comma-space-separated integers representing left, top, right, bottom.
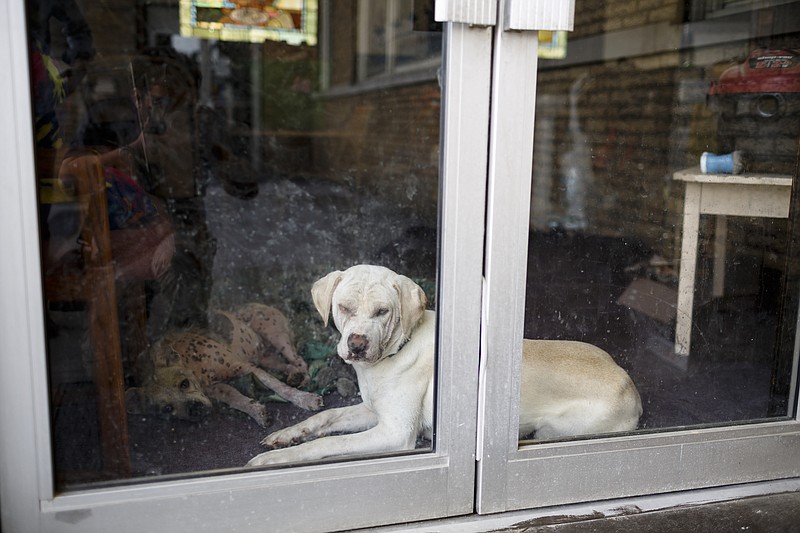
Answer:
501, 491, 800, 532
369, 480, 800, 533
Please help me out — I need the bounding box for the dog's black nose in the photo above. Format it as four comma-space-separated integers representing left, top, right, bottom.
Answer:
188, 400, 210, 419
348, 333, 369, 355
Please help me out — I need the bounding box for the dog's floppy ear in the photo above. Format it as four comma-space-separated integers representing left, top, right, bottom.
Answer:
150, 338, 180, 367
394, 275, 427, 338
311, 270, 344, 327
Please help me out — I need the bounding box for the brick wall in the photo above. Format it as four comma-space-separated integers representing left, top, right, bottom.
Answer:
537, 0, 798, 271
573, 0, 683, 38
534, 58, 686, 248
310, 83, 441, 225
301, 0, 441, 225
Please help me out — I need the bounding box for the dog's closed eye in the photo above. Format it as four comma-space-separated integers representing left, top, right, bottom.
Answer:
373, 308, 389, 318
338, 304, 353, 316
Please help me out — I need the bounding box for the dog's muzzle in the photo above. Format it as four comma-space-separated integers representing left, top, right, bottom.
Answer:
161, 399, 211, 421
345, 333, 370, 361
187, 400, 211, 420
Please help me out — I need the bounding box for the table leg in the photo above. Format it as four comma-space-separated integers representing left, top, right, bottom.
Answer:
676, 182, 701, 356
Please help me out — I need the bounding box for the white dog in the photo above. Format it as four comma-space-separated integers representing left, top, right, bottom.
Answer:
247, 265, 641, 466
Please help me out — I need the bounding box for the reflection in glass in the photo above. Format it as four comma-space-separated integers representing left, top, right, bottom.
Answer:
30, 0, 441, 489
522, 1, 800, 444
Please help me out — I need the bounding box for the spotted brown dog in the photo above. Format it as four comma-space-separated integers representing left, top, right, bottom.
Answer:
126, 304, 321, 426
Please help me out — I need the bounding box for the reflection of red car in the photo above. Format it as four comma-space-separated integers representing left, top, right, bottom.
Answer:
708, 49, 800, 173
711, 49, 800, 94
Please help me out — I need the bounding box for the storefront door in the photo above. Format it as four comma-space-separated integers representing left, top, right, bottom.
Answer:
1, 0, 799, 531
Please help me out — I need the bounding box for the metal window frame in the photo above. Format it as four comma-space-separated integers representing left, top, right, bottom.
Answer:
0, 1, 492, 528
475, 0, 800, 515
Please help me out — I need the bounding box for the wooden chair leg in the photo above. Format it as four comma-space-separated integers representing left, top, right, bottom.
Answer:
87, 263, 131, 478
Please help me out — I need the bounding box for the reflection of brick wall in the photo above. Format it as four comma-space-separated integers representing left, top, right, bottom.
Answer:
536, 0, 797, 275
313, 0, 439, 225
559, 0, 689, 257
535, 61, 684, 249
312, 83, 441, 225
573, 0, 682, 38
536, 47, 793, 276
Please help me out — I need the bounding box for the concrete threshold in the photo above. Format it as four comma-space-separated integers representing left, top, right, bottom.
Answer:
363, 478, 800, 532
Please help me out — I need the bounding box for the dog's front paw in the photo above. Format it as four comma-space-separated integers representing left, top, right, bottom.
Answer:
285, 369, 310, 388
251, 402, 273, 428
260, 425, 312, 449
295, 390, 324, 412
247, 449, 287, 467
247, 445, 311, 467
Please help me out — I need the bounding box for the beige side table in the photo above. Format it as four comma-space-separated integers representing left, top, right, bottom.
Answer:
673, 167, 793, 356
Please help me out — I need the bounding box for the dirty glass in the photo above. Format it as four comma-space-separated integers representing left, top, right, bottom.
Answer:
521, 0, 800, 444
29, 0, 441, 489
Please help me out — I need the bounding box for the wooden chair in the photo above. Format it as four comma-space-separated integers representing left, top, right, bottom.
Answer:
43, 153, 153, 480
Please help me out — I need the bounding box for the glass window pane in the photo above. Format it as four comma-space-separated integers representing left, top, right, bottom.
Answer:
355, 0, 441, 82
29, 0, 442, 489
521, 0, 800, 445
360, 0, 389, 79
394, 0, 442, 70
